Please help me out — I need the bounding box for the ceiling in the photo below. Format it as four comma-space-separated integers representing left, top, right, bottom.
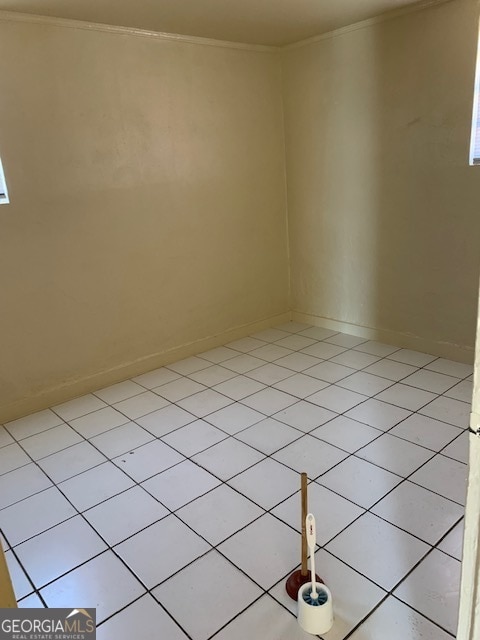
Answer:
0, 0, 427, 46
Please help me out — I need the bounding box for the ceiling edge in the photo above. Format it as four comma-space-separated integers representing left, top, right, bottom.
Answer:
282, 0, 455, 50
0, 9, 278, 52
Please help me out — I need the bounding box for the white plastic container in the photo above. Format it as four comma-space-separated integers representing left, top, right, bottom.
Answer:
297, 581, 334, 635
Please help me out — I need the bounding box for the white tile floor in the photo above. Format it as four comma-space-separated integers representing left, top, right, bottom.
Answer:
0, 322, 471, 639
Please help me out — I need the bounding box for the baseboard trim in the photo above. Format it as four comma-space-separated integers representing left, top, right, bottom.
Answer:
0, 310, 291, 423
292, 311, 474, 364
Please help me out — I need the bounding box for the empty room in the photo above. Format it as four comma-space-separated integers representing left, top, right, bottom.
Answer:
1, 0, 480, 638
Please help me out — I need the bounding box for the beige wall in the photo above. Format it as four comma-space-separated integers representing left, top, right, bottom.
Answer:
0, 18, 289, 420
282, 0, 480, 361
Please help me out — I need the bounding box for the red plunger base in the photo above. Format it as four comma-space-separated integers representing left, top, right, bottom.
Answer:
285, 570, 324, 601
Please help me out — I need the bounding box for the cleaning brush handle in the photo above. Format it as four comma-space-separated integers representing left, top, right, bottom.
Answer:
306, 513, 318, 598
301, 473, 308, 576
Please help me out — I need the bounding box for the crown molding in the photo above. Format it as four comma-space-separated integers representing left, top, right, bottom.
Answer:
0, 9, 277, 53
283, 0, 454, 51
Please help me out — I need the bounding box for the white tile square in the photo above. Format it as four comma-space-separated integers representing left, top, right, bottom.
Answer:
0, 425, 14, 448
166, 356, 212, 375
345, 399, 412, 431
153, 551, 261, 640
301, 342, 347, 359
298, 326, 337, 340
372, 481, 463, 544
153, 377, 206, 402
15, 516, 107, 588
444, 379, 473, 403
442, 432, 469, 464
142, 460, 221, 511
0, 444, 31, 475
198, 346, 239, 363
363, 358, 418, 381
177, 389, 233, 418
162, 420, 227, 456
90, 422, 154, 458
247, 363, 294, 385
229, 458, 299, 509
5, 410, 63, 441
307, 386, 367, 413
188, 365, 236, 387
354, 341, 400, 357
220, 354, 265, 374
274, 352, 322, 372
410, 454, 468, 505
41, 551, 145, 623
0, 464, 52, 510
348, 595, 452, 640
401, 370, 459, 394
236, 418, 302, 455
419, 396, 470, 428
394, 549, 461, 635
274, 335, 316, 351
213, 594, 313, 640
326, 512, 429, 590
213, 375, 266, 400
176, 485, 263, 545
319, 456, 402, 508
1, 487, 76, 546
227, 336, 267, 352
241, 388, 297, 415
272, 435, 348, 479
311, 416, 381, 453
84, 486, 168, 545
273, 400, 337, 432
115, 515, 209, 587
5, 551, 34, 600
330, 350, 381, 370
251, 328, 291, 342
53, 394, 107, 422
96, 594, 188, 640
270, 549, 386, 640
20, 424, 83, 460
389, 414, 462, 452
204, 403, 264, 435
113, 391, 169, 419
95, 380, 145, 404
38, 441, 106, 483
59, 462, 135, 511
336, 372, 393, 396
438, 520, 464, 560
325, 333, 368, 348
425, 358, 473, 379
273, 373, 329, 398
273, 482, 363, 545
113, 440, 184, 483
375, 384, 437, 411
304, 361, 356, 383
388, 349, 437, 367
249, 344, 294, 362
192, 438, 264, 480
69, 407, 129, 439
356, 433, 435, 477
218, 513, 300, 589
132, 366, 180, 389
136, 405, 196, 438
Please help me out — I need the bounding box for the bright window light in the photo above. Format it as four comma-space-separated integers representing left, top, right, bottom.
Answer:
470, 28, 480, 165
0, 156, 9, 204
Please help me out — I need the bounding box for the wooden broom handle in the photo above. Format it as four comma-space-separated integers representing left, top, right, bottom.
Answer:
301, 472, 308, 576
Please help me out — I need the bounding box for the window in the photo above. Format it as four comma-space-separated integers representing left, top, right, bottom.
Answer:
470, 29, 480, 165
0, 156, 8, 204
